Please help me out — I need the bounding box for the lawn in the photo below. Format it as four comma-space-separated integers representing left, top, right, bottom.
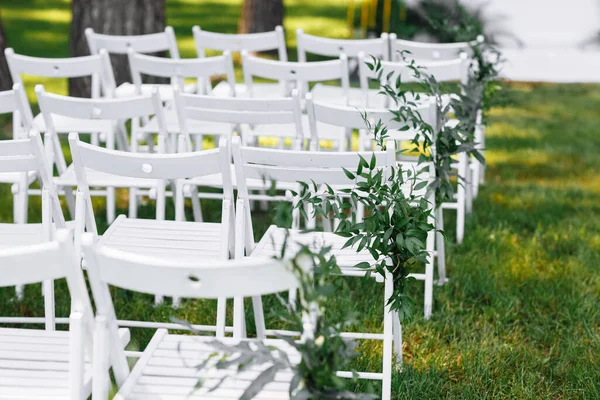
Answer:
1, 1, 600, 398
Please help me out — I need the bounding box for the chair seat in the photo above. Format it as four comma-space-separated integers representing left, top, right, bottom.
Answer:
33, 113, 115, 134
212, 81, 283, 98
0, 221, 76, 249
115, 330, 297, 400
252, 226, 373, 269
115, 82, 197, 101
0, 170, 37, 185
311, 84, 388, 108
97, 215, 227, 261
54, 164, 160, 189
139, 106, 232, 136
0, 327, 92, 399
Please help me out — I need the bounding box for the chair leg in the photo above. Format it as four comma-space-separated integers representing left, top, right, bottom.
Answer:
471, 161, 480, 199
12, 184, 25, 300
466, 162, 473, 215
175, 183, 186, 222
43, 280, 55, 331
424, 244, 434, 320
252, 296, 266, 339
436, 207, 447, 286
392, 310, 403, 365
106, 187, 116, 224
64, 187, 76, 220
128, 188, 137, 219
189, 186, 203, 222
456, 200, 465, 244
382, 271, 393, 400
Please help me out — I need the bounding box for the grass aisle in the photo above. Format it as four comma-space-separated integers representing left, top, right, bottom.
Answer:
0, 1, 599, 398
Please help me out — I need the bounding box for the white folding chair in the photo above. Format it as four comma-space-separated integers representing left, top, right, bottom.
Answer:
306, 94, 447, 289
128, 49, 236, 148
297, 28, 390, 106
84, 232, 302, 400
173, 86, 304, 221
85, 27, 185, 99
0, 130, 67, 306
69, 133, 234, 312
193, 25, 288, 98
389, 35, 487, 203
242, 52, 351, 149
36, 86, 168, 224
0, 230, 94, 399
359, 53, 472, 244
4, 48, 116, 137
389, 33, 477, 61
0, 83, 35, 224
232, 136, 430, 399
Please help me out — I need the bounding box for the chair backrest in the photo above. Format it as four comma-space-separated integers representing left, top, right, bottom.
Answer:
85, 27, 180, 58
128, 49, 236, 96
36, 85, 168, 174
0, 228, 92, 339
306, 93, 437, 149
0, 130, 66, 230
0, 83, 34, 138
193, 25, 287, 61
68, 133, 234, 236
297, 29, 389, 61
358, 52, 469, 108
232, 135, 400, 250
242, 52, 350, 101
389, 33, 480, 61
83, 232, 298, 386
4, 48, 116, 98
173, 87, 304, 149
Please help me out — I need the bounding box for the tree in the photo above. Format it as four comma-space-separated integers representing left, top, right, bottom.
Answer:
239, 0, 284, 35
0, 10, 12, 91
70, 0, 166, 97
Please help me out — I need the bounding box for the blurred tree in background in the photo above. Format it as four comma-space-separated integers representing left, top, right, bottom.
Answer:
239, 0, 284, 34
70, 0, 166, 97
0, 11, 12, 91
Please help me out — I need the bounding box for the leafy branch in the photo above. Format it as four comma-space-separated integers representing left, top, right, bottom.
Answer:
175, 239, 377, 399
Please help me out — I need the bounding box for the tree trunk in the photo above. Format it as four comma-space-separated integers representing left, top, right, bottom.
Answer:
0, 10, 12, 91
239, 0, 284, 35
70, 0, 166, 97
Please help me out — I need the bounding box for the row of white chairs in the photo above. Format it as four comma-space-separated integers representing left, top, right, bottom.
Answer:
3, 43, 477, 242
1, 129, 430, 398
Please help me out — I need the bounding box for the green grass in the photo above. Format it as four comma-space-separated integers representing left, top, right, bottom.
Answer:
2, 1, 600, 398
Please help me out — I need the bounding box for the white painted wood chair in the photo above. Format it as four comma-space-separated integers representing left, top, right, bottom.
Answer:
0, 229, 94, 399
85, 27, 187, 99
4, 48, 117, 138
297, 28, 390, 106
36, 86, 169, 224
390, 34, 486, 199
359, 53, 472, 244
242, 52, 351, 149
128, 49, 237, 150
193, 25, 288, 98
305, 94, 447, 288
0, 130, 67, 308
84, 232, 302, 400
69, 132, 234, 313
172, 86, 304, 221
389, 34, 477, 61
232, 136, 429, 399
0, 83, 36, 225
